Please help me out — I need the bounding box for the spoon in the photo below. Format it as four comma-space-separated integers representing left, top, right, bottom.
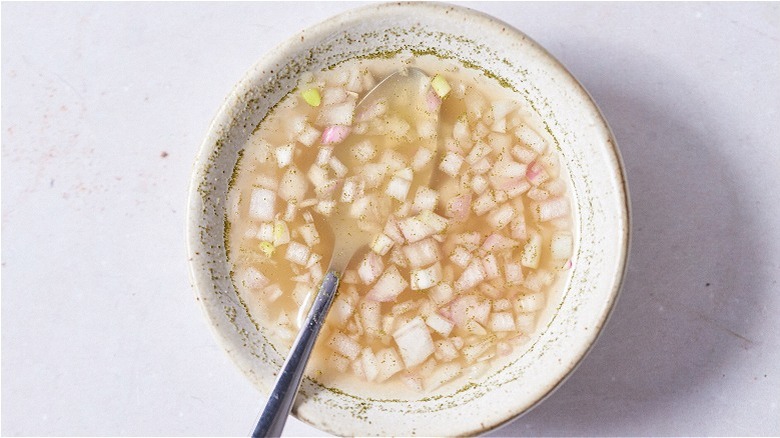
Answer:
251, 67, 438, 438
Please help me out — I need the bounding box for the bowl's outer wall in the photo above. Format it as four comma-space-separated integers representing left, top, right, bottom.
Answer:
187, 2, 629, 436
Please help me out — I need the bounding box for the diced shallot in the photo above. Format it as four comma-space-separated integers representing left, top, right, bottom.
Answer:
445, 193, 472, 222
425, 312, 454, 337
358, 251, 384, 285
240, 266, 269, 289
455, 259, 487, 291
550, 231, 573, 259
439, 151, 464, 177
412, 187, 439, 213
402, 238, 441, 269
366, 265, 408, 302
398, 215, 435, 243
320, 125, 351, 145
370, 233, 395, 256
489, 312, 517, 332
427, 282, 454, 306
249, 188, 276, 221
393, 317, 435, 368
375, 347, 404, 382
481, 233, 518, 252
328, 332, 361, 360
534, 197, 570, 222
410, 262, 442, 290
518, 231, 541, 268
285, 241, 310, 266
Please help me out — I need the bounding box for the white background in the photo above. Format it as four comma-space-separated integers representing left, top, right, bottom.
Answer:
2, 2, 779, 436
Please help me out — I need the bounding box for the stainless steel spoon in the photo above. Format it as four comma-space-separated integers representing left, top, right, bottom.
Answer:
251, 67, 437, 438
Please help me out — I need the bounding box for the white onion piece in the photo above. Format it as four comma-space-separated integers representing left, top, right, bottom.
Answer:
424, 362, 461, 391
412, 187, 439, 214
375, 347, 404, 382
307, 164, 329, 187
471, 175, 488, 195
534, 197, 569, 222
517, 292, 545, 312
455, 259, 487, 291
445, 193, 471, 222
439, 151, 464, 177
515, 125, 547, 154
479, 282, 501, 299
509, 215, 527, 240
351, 140, 376, 162
278, 166, 307, 202
366, 265, 408, 302
262, 284, 283, 302
318, 99, 356, 126
328, 332, 361, 360
486, 203, 516, 230
527, 187, 550, 201
481, 233, 518, 252
329, 156, 348, 178
249, 188, 276, 221
360, 300, 382, 336
472, 192, 498, 216
398, 216, 435, 243
551, 231, 573, 259
504, 262, 524, 286
298, 124, 320, 147
465, 141, 491, 164
411, 147, 435, 171
426, 90, 442, 112
361, 163, 388, 188
425, 313, 454, 337
285, 241, 310, 266
521, 232, 542, 269
393, 317, 435, 368
410, 262, 442, 290
428, 282, 454, 306
370, 233, 395, 256
386, 175, 412, 202
340, 177, 359, 203
320, 125, 351, 145
402, 238, 441, 269
315, 200, 336, 216
358, 251, 384, 285
526, 160, 549, 186
489, 312, 517, 332
482, 254, 501, 280
274, 143, 294, 168
454, 232, 481, 252
434, 339, 459, 362
449, 246, 472, 269
241, 266, 270, 289
297, 223, 320, 247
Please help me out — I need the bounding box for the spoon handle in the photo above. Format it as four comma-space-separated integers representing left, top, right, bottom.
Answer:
251, 271, 340, 438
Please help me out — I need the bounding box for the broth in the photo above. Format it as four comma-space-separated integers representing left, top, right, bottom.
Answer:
226, 54, 574, 397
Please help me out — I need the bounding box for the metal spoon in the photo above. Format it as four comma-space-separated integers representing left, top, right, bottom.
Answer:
251, 67, 437, 438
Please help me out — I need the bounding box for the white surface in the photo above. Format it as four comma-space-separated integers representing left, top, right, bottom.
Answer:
2, 2, 778, 436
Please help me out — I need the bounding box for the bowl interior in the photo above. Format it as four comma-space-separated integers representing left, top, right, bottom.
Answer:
187, 3, 628, 436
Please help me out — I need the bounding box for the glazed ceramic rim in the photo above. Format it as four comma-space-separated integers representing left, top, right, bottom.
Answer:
187, 2, 630, 436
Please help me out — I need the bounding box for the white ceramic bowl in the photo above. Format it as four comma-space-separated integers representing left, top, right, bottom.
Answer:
188, 3, 629, 436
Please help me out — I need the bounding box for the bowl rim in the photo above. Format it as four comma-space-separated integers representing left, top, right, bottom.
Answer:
187, 1, 631, 435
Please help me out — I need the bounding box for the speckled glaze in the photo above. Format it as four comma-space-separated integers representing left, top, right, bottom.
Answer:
187, 2, 630, 436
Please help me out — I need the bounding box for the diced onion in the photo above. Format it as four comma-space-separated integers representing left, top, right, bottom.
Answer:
358, 251, 384, 285
410, 262, 442, 290
366, 265, 408, 302
320, 125, 351, 145
386, 175, 412, 202
438, 151, 464, 177
249, 188, 276, 221
411, 148, 435, 171
550, 231, 573, 259
521, 232, 542, 269
455, 259, 487, 291
274, 143, 294, 168
393, 317, 435, 368
285, 241, 310, 266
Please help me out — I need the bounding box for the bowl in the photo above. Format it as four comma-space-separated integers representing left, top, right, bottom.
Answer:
187, 2, 629, 436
